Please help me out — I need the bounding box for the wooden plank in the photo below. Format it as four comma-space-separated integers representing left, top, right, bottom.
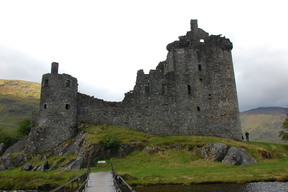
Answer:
85, 172, 116, 192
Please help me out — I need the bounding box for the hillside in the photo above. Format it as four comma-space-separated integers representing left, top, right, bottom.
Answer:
0, 79, 40, 131
0, 125, 287, 189
240, 107, 288, 143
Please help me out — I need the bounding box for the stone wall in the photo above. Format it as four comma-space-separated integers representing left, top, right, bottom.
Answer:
35, 20, 242, 142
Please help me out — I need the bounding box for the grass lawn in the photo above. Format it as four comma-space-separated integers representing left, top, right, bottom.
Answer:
0, 125, 287, 189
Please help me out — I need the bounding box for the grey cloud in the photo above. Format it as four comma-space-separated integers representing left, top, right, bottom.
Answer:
0, 45, 47, 83
235, 47, 288, 111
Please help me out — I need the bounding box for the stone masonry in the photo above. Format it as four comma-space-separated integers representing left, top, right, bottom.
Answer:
33, 20, 242, 148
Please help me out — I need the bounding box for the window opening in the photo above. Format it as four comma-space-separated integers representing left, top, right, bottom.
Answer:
44, 104, 47, 109
197, 106, 201, 111
162, 84, 168, 95
187, 85, 191, 95
198, 64, 202, 71
66, 80, 71, 87
200, 39, 205, 43
144, 84, 150, 95
199, 78, 203, 82
65, 104, 70, 110
43, 78, 49, 87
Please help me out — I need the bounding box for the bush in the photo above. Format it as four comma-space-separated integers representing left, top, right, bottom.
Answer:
17, 118, 32, 137
105, 137, 120, 150
280, 114, 288, 141
0, 128, 18, 151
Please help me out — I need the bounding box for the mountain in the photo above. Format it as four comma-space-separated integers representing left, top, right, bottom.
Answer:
240, 107, 288, 143
0, 79, 40, 131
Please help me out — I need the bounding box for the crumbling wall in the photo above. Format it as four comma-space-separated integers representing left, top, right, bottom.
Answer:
35, 20, 242, 143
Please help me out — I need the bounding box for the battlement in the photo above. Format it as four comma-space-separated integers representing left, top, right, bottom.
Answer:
166, 19, 232, 52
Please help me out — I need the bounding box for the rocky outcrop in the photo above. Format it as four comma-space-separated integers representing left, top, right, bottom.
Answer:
0, 131, 257, 171
25, 126, 78, 154
192, 143, 228, 161
0, 152, 28, 171
3, 137, 26, 155
191, 143, 257, 166
222, 147, 257, 166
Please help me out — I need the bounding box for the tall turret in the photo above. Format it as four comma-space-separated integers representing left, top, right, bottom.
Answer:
37, 62, 78, 129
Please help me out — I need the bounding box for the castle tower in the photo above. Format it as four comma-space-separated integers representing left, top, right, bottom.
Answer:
163, 19, 241, 139
125, 20, 241, 140
26, 62, 79, 153
37, 62, 78, 129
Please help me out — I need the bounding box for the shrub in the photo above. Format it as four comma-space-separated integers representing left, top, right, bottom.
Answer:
105, 137, 120, 150
17, 118, 32, 137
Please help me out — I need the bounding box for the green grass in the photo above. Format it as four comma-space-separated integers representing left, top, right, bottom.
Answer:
0, 168, 85, 190
1, 125, 288, 189
112, 153, 288, 185
83, 125, 288, 185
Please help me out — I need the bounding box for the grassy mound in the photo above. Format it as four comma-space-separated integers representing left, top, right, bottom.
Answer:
85, 125, 288, 185
0, 125, 287, 189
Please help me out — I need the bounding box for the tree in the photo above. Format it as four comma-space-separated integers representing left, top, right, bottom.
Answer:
17, 118, 32, 137
279, 114, 288, 141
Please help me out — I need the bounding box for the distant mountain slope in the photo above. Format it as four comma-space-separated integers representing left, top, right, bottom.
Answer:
240, 107, 288, 143
0, 79, 40, 131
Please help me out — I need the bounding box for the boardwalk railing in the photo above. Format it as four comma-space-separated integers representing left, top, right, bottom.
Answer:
111, 160, 137, 192
49, 171, 89, 192
50, 159, 136, 192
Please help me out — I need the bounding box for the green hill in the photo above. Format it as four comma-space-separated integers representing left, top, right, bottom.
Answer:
0, 79, 40, 131
240, 107, 288, 143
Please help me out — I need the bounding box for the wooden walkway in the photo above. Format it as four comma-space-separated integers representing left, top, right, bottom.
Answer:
85, 172, 116, 192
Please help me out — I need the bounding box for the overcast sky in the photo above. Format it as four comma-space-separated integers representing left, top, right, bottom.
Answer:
0, 0, 288, 111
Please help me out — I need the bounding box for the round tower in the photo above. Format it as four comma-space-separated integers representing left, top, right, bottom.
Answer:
37, 62, 78, 129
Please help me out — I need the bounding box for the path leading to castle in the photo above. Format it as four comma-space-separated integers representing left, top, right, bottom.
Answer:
85, 172, 116, 192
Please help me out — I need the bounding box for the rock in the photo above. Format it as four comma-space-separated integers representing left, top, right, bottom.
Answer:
222, 147, 257, 166
3, 138, 27, 155
52, 132, 86, 156
33, 160, 49, 171
0, 143, 5, 156
0, 152, 28, 171
143, 146, 163, 154
25, 126, 78, 154
65, 156, 84, 170
23, 162, 33, 171
118, 142, 144, 157
192, 143, 257, 166
258, 150, 272, 159
193, 143, 228, 161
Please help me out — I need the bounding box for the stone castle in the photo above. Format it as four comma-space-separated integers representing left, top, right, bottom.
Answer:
33, 20, 242, 150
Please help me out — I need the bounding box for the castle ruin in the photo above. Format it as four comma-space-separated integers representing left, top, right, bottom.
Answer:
32, 20, 241, 152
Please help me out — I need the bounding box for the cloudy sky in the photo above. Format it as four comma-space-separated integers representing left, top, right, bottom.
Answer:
0, 0, 287, 111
